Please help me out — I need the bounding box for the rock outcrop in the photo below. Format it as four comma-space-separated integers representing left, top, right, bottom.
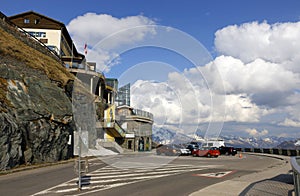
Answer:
0, 18, 76, 170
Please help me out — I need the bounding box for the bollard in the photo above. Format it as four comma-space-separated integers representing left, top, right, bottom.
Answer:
239, 152, 243, 158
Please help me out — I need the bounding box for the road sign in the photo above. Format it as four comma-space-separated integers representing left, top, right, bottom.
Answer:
193, 171, 234, 178
74, 158, 89, 174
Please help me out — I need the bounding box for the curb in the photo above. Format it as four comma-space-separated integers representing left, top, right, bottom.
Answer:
0, 158, 77, 176
190, 153, 292, 196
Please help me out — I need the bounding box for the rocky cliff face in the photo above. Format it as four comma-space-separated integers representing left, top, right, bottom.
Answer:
0, 19, 76, 170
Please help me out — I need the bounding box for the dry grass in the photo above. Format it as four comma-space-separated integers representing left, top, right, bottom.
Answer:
0, 28, 74, 85
0, 26, 94, 108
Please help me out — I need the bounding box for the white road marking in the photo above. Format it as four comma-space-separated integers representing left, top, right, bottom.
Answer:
32, 164, 214, 195
193, 170, 234, 178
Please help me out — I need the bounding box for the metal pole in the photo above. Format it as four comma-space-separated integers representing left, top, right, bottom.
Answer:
78, 127, 81, 190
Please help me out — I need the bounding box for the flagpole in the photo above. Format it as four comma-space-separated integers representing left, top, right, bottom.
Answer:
71, 41, 74, 68
84, 43, 88, 70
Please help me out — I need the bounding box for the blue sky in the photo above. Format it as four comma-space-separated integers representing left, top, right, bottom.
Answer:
3, 0, 300, 55
2, 1, 300, 138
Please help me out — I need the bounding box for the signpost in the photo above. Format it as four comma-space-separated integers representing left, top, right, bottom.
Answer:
74, 127, 89, 191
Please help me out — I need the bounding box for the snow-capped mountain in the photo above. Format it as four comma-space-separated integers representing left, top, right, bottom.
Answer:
152, 125, 192, 144
152, 126, 297, 149
276, 139, 300, 150
221, 135, 295, 148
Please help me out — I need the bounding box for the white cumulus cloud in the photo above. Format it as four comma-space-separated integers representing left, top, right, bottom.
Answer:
279, 118, 300, 127
215, 21, 300, 66
245, 128, 269, 137
67, 13, 156, 72
214, 20, 300, 130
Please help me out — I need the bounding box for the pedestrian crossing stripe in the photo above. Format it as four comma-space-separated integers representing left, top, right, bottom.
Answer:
32, 164, 211, 195
193, 170, 235, 178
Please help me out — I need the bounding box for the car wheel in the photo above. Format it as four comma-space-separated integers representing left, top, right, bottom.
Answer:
225, 152, 229, 156
207, 153, 211, 158
214, 155, 218, 158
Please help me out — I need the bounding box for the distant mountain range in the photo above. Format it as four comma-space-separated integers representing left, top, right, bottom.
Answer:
152, 126, 300, 149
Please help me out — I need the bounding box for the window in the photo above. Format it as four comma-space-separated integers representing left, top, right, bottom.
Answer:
39, 39, 48, 44
47, 45, 59, 55
24, 18, 30, 24
28, 32, 35, 37
64, 63, 70, 68
39, 32, 46, 38
28, 31, 46, 38
34, 19, 40, 24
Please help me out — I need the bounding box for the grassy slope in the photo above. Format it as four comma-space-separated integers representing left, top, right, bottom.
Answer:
0, 27, 77, 107
0, 28, 74, 85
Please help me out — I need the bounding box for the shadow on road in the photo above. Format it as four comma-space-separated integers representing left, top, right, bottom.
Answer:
239, 173, 294, 196
77, 175, 91, 187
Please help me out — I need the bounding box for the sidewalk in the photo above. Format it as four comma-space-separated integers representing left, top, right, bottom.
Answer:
190, 154, 294, 196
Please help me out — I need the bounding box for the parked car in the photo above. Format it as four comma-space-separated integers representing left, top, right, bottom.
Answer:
156, 144, 181, 156
174, 144, 190, 156
219, 146, 237, 156
186, 144, 199, 154
192, 147, 220, 157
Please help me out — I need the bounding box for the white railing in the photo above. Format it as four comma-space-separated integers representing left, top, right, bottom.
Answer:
291, 157, 300, 196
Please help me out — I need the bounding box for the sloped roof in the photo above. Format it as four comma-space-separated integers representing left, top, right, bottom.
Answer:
8, 10, 65, 27
8, 11, 84, 59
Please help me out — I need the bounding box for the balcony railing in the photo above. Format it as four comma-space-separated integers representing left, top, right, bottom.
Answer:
96, 120, 126, 138
132, 109, 153, 120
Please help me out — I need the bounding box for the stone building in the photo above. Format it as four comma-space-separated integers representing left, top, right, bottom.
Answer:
115, 83, 153, 151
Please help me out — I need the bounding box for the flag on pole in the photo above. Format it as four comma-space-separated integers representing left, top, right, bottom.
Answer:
84, 43, 87, 55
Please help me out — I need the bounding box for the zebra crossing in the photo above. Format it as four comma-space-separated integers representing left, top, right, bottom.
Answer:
32, 163, 212, 196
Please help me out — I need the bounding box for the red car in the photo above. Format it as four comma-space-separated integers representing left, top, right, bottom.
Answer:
192, 147, 220, 157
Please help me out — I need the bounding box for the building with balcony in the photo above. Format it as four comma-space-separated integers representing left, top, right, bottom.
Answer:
116, 83, 153, 152
116, 105, 153, 151
8, 11, 153, 154
8, 11, 126, 154
8, 11, 84, 61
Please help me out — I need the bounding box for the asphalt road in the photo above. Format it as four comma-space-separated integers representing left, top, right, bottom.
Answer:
0, 153, 285, 196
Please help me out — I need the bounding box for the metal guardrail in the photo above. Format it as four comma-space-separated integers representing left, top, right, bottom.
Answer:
291, 157, 300, 196
241, 148, 300, 156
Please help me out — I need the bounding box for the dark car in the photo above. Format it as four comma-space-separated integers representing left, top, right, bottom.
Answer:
186, 144, 199, 154
156, 144, 181, 156
192, 147, 220, 157
219, 146, 237, 156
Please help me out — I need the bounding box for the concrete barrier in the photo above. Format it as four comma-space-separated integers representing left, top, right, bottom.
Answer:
244, 148, 300, 157
262, 148, 271, 154
291, 157, 300, 196
290, 150, 297, 156
254, 148, 262, 153
282, 149, 289, 156
272, 148, 281, 155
